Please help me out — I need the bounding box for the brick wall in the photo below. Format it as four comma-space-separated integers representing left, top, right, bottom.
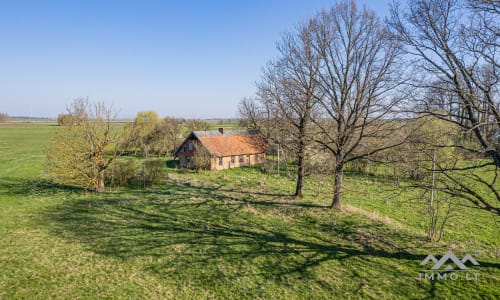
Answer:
210, 153, 266, 170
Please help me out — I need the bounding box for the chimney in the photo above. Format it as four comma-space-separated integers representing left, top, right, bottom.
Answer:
218, 127, 224, 134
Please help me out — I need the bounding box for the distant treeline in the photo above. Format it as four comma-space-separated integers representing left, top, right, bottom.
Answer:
0, 113, 9, 123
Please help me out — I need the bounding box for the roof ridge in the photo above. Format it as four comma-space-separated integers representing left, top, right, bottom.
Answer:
193, 129, 261, 137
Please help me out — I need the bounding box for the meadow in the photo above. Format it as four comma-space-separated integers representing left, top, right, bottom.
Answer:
0, 123, 499, 299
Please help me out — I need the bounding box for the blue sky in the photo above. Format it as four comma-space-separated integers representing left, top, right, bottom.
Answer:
0, 0, 390, 119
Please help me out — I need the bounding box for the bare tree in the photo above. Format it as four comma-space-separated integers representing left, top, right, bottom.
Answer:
239, 97, 263, 131
239, 96, 298, 177
159, 117, 184, 156
308, 0, 406, 208
46, 98, 121, 193
140, 117, 185, 158
468, 0, 500, 14
258, 20, 321, 197
389, 0, 500, 214
389, 0, 499, 165
239, 97, 285, 146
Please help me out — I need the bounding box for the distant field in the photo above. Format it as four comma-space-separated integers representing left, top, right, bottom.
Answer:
0, 124, 499, 299
0, 120, 57, 126
204, 119, 243, 130
0, 118, 244, 130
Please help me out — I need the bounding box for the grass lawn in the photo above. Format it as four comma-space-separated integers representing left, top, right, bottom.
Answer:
0, 124, 499, 299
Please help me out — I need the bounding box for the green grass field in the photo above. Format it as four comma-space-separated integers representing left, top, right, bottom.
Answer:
0, 124, 499, 299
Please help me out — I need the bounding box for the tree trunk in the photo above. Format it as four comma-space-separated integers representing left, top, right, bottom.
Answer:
295, 143, 305, 198
96, 169, 105, 193
489, 149, 500, 168
331, 163, 344, 209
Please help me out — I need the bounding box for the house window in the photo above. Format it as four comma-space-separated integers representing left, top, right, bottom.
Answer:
247, 155, 250, 161
186, 156, 191, 162
255, 154, 259, 161
231, 156, 235, 163
219, 157, 223, 166
239, 155, 244, 163
188, 143, 193, 151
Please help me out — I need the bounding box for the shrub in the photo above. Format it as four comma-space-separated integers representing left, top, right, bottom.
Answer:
57, 114, 75, 126
193, 147, 211, 171
260, 161, 276, 174
106, 160, 139, 187
106, 159, 167, 188
141, 159, 167, 186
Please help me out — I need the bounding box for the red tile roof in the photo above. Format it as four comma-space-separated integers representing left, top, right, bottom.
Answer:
175, 130, 267, 157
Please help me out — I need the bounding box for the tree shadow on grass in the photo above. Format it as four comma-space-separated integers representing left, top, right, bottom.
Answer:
0, 177, 83, 197
157, 179, 328, 208
36, 179, 499, 297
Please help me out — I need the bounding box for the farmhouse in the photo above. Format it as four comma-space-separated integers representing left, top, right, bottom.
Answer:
174, 128, 267, 170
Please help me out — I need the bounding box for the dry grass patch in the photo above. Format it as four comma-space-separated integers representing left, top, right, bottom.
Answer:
344, 204, 404, 229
